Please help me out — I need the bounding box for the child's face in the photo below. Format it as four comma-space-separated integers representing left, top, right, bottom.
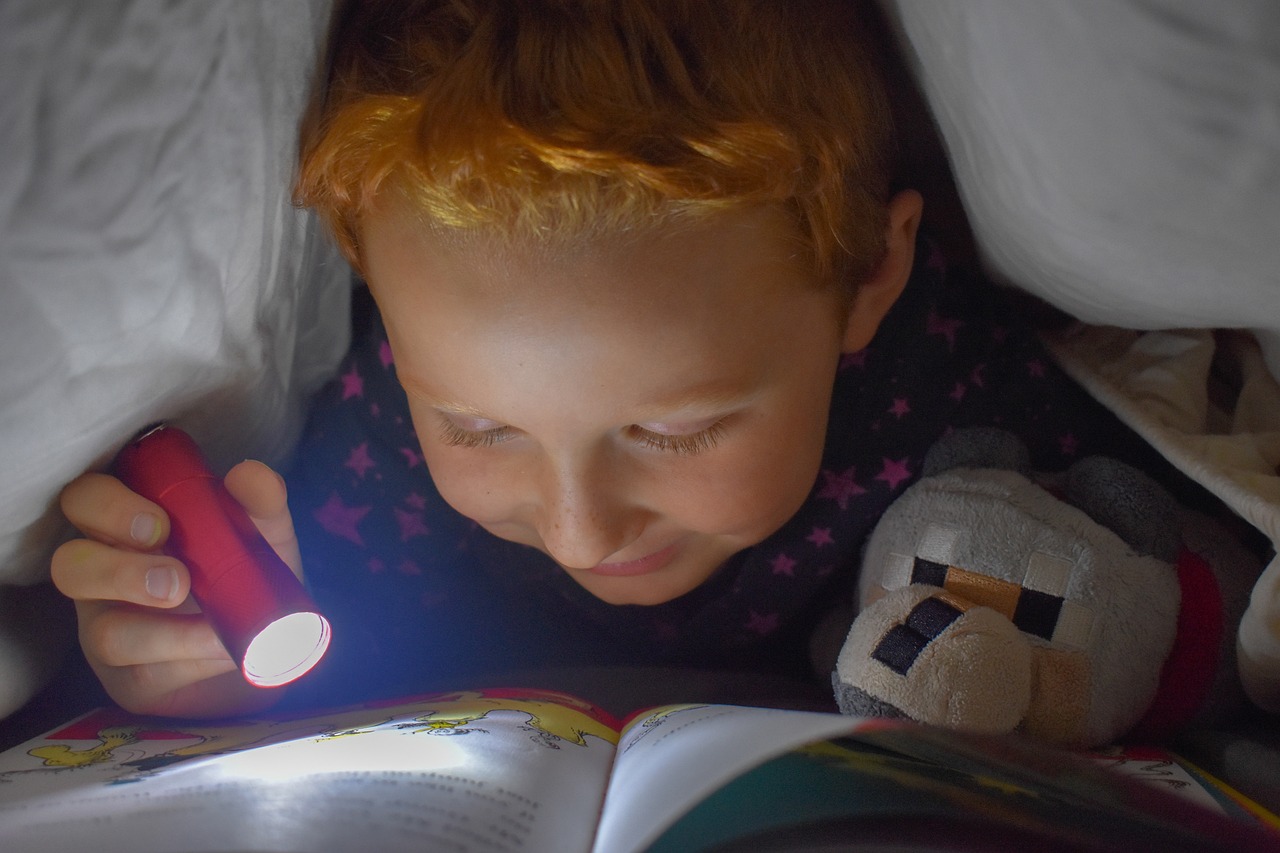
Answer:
361, 203, 904, 606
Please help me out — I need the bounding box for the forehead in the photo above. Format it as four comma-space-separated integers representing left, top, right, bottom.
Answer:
361, 201, 821, 306
359, 203, 845, 417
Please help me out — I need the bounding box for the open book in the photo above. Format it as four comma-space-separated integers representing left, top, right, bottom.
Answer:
0, 687, 1275, 852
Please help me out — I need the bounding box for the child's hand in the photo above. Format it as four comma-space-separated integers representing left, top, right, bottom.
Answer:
52, 460, 303, 718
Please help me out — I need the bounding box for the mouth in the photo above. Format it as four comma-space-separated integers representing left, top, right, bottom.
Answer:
586, 543, 679, 578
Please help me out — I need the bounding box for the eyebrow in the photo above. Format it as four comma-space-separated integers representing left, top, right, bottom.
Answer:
634, 381, 762, 417
416, 380, 760, 422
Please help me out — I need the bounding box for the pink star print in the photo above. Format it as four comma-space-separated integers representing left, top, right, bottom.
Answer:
746, 611, 780, 636
840, 350, 867, 371
770, 553, 797, 577
818, 466, 866, 510
969, 364, 987, 389
926, 309, 964, 350
807, 526, 835, 547
400, 446, 424, 468
888, 398, 911, 419
875, 457, 912, 491
398, 559, 422, 576
949, 382, 967, 402
379, 339, 395, 369
1027, 359, 1046, 378
314, 493, 372, 547
405, 492, 427, 510
394, 507, 430, 541
344, 442, 376, 478
341, 366, 364, 400
368, 557, 385, 574
1059, 432, 1080, 456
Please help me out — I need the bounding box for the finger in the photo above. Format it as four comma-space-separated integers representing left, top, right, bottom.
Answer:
223, 460, 303, 577
59, 472, 169, 552
106, 665, 281, 719
79, 603, 229, 668
51, 539, 190, 608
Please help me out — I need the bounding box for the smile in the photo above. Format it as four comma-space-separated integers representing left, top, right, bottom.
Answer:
587, 544, 679, 578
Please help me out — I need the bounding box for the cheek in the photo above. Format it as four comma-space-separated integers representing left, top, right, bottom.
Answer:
420, 449, 529, 530
408, 412, 516, 523
661, 414, 828, 538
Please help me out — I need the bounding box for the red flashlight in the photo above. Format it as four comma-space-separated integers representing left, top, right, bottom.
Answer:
115, 425, 331, 688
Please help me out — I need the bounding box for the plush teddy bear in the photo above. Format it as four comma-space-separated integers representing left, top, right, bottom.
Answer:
830, 427, 1258, 748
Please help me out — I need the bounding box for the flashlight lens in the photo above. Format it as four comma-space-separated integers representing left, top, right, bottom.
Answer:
242, 612, 332, 688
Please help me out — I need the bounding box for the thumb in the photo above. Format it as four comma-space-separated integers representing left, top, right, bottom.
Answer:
223, 460, 305, 581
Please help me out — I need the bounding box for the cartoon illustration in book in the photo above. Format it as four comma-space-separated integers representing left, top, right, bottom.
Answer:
385, 690, 621, 748
1098, 756, 1191, 792
5, 711, 353, 783
619, 704, 709, 756
0, 688, 620, 791
26, 726, 148, 769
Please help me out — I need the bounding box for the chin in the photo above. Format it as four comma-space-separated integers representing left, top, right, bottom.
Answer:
568, 573, 698, 607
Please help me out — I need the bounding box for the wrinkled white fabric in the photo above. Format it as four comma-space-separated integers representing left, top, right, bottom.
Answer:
885, 0, 1280, 380
883, 0, 1280, 711
0, 0, 351, 716
1045, 325, 1280, 710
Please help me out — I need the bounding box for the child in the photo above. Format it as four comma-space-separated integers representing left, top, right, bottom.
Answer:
52, 0, 1177, 718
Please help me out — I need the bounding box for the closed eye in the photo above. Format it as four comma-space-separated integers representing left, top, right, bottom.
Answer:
435, 413, 729, 454
628, 421, 727, 455
436, 414, 516, 448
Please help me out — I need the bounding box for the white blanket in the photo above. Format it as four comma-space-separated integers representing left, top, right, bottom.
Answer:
886, 0, 1280, 377
0, 0, 351, 716
885, 0, 1280, 709
1, 0, 1277, 720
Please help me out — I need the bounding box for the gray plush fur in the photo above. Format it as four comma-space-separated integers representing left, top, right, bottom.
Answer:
921, 426, 1032, 479
833, 427, 1212, 748
1065, 456, 1180, 563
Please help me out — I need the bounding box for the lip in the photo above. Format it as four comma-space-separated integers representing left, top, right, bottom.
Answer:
587, 544, 679, 578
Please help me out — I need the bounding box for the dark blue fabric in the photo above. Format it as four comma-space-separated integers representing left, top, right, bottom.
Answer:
282, 240, 1172, 708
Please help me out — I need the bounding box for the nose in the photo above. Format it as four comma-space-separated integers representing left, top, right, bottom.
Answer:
533, 454, 641, 570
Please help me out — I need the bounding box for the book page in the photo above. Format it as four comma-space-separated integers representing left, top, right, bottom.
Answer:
1089, 746, 1228, 814
594, 705, 1280, 853
0, 689, 620, 853
592, 703, 869, 853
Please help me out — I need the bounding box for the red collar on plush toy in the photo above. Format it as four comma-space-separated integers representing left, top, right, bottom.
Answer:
1128, 547, 1224, 742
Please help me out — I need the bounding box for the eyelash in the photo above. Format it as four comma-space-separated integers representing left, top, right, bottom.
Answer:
629, 422, 727, 455
438, 419, 514, 449
436, 417, 727, 455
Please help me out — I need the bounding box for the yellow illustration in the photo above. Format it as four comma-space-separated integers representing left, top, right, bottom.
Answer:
28, 726, 143, 768
15, 689, 619, 780
387, 690, 620, 747
619, 704, 709, 755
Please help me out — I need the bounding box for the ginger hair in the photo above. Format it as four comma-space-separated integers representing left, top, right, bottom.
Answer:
295, 0, 899, 292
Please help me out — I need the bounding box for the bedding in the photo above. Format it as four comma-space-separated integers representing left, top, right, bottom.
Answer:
0, 0, 1277, 722
882, 0, 1280, 709
883, 0, 1280, 377
0, 0, 351, 717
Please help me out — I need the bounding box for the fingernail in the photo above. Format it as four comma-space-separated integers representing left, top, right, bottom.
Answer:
145, 566, 179, 603
130, 513, 161, 548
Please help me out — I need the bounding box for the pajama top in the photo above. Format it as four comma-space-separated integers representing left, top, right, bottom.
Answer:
283, 240, 1175, 707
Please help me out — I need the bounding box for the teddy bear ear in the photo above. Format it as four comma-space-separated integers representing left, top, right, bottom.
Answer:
922, 426, 1032, 478
1065, 456, 1180, 562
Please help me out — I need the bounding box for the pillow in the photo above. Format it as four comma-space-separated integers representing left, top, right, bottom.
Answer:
0, 0, 351, 716
883, 0, 1280, 380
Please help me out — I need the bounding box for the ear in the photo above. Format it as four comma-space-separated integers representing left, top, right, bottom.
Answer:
842, 189, 923, 353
